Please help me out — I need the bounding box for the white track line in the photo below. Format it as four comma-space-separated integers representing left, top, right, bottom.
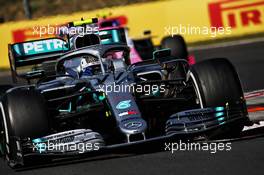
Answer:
243, 121, 264, 131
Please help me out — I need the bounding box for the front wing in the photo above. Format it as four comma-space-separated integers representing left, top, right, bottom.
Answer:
8, 103, 248, 168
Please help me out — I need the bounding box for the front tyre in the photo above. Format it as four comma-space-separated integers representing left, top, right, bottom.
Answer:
189, 58, 248, 138
1, 88, 50, 167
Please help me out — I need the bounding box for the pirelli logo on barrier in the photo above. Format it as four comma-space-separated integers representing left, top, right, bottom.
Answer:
209, 0, 264, 28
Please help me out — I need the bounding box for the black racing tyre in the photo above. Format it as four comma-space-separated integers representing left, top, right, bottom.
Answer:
189, 58, 247, 138
0, 85, 13, 97
0, 85, 13, 156
0, 88, 49, 163
161, 35, 188, 59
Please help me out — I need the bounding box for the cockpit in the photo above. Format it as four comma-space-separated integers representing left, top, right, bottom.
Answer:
58, 46, 129, 79
63, 55, 102, 78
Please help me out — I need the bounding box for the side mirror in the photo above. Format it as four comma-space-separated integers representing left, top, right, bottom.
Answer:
153, 49, 174, 64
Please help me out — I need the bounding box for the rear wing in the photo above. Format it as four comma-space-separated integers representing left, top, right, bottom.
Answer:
8, 24, 127, 83
8, 38, 69, 83
99, 27, 127, 45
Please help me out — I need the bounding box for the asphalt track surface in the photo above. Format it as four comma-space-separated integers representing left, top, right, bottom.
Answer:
1, 40, 264, 175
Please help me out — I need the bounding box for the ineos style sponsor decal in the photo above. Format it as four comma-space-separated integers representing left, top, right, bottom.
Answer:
116, 100, 131, 110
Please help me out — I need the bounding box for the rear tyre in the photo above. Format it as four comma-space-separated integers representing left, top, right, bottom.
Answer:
0, 85, 13, 156
161, 35, 188, 59
189, 58, 248, 138
0, 89, 49, 166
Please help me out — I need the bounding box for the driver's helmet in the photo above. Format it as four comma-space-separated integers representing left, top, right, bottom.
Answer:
79, 56, 101, 77
64, 55, 101, 78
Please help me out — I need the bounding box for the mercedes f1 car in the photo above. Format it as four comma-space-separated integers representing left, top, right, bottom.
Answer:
0, 18, 249, 168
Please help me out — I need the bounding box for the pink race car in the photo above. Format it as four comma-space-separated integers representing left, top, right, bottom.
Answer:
98, 16, 195, 65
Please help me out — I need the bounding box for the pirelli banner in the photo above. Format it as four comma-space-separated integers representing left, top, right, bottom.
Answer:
0, 0, 264, 68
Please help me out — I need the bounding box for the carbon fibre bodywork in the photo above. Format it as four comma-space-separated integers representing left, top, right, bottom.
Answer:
2, 44, 248, 168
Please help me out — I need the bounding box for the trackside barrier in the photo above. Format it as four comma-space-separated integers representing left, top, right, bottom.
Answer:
0, 0, 263, 68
